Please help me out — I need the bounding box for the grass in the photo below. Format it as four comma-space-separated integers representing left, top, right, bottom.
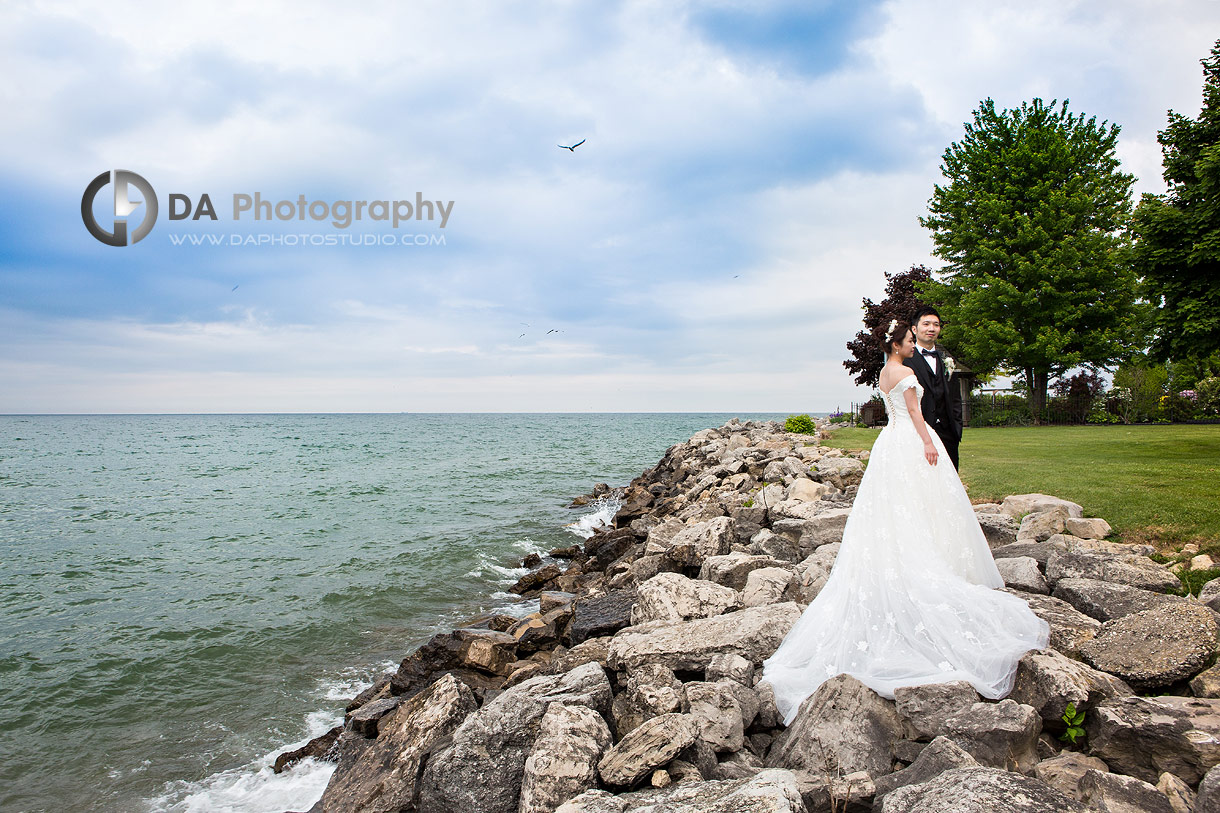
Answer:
820, 424, 1220, 554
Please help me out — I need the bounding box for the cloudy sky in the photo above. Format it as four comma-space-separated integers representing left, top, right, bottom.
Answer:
1, 0, 1215, 413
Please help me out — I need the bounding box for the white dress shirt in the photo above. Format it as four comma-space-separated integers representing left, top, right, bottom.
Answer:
918, 346, 939, 374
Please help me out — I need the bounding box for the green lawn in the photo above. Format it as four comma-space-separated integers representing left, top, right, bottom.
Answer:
820, 424, 1220, 553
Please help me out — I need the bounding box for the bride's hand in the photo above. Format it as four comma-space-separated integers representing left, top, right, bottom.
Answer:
924, 441, 938, 466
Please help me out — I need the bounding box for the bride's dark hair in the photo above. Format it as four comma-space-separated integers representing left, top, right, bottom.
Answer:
880, 320, 913, 357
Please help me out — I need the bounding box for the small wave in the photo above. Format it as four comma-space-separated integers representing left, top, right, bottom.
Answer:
510, 537, 551, 558
464, 551, 529, 584
144, 711, 340, 813
317, 661, 397, 704
486, 593, 541, 618
564, 496, 621, 540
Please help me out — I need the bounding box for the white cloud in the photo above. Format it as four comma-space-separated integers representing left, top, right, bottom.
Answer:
2, 1, 1218, 411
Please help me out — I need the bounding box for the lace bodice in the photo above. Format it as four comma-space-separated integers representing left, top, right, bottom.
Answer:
882, 373, 922, 423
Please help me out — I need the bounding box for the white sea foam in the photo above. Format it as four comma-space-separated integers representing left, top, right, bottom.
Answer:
144, 712, 339, 813
564, 496, 621, 539
144, 665, 394, 813
465, 550, 530, 583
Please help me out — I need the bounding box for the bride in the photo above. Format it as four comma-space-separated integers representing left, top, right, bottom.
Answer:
759, 320, 1049, 726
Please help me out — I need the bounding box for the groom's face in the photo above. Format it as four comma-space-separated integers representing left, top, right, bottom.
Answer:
916, 315, 941, 346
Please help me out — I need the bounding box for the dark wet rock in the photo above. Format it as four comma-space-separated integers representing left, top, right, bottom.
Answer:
274, 725, 342, 774
345, 697, 402, 738
566, 588, 638, 646
510, 563, 564, 595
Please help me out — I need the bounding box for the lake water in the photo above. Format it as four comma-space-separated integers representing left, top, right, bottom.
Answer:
0, 412, 790, 812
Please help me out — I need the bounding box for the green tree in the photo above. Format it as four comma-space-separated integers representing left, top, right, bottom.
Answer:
918, 98, 1142, 418
1132, 39, 1220, 363
843, 265, 932, 388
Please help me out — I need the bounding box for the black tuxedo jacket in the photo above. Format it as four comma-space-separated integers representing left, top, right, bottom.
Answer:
903, 347, 963, 441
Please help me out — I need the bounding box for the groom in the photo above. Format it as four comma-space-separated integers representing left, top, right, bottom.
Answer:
903, 306, 963, 470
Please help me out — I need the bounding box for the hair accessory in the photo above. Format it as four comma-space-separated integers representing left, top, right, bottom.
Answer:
884, 318, 899, 343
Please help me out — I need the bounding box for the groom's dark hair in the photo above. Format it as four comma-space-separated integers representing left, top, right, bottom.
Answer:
912, 306, 942, 324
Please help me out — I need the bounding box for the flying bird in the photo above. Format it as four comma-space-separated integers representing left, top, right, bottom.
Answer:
558, 139, 586, 152
546, 329, 558, 334
518, 333, 526, 338
232, 284, 240, 291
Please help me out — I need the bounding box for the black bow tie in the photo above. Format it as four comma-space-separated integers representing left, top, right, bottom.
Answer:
920, 349, 937, 356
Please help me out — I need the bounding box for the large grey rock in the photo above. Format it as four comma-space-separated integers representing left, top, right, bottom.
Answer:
1197, 762, 1220, 813
1086, 694, 1220, 784
785, 544, 839, 604
684, 680, 748, 753
815, 457, 864, 490
310, 673, 478, 813
1033, 750, 1109, 801
996, 556, 1049, 593
786, 477, 830, 502
642, 517, 687, 556
1078, 768, 1175, 813
1201, 578, 1220, 613
1079, 603, 1218, 691
779, 507, 852, 553
1001, 493, 1084, 519
609, 662, 684, 740
764, 673, 906, 778
699, 552, 786, 590
941, 699, 1042, 774
665, 517, 736, 567
1045, 549, 1180, 593
1065, 516, 1113, 539
630, 572, 740, 625
1004, 589, 1102, 659
607, 602, 803, 672
1052, 577, 1191, 622
1009, 648, 1131, 729
1192, 662, 1220, 697
417, 661, 612, 813
1156, 771, 1197, 813
873, 735, 979, 800
992, 540, 1065, 568
597, 712, 697, 787
519, 703, 614, 813
741, 567, 793, 607
977, 512, 1020, 548
876, 765, 1087, 812
1018, 509, 1068, 543
557, 768, 807, 812
894, 681, 981, 740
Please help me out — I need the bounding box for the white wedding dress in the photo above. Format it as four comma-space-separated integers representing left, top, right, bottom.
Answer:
759, 373, 1049, 726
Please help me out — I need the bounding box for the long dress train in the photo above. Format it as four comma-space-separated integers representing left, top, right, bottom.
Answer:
759, 373, 1049, 727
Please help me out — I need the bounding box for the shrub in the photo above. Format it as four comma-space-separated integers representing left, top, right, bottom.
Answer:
785, 414, 816, 435
1198, 377, 1220, 416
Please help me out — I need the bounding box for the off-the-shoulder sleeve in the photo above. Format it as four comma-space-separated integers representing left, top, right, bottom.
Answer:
890, 374, 919, 396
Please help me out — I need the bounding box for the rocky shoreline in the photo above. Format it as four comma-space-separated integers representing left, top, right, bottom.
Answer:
279, 417, 1220, 812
